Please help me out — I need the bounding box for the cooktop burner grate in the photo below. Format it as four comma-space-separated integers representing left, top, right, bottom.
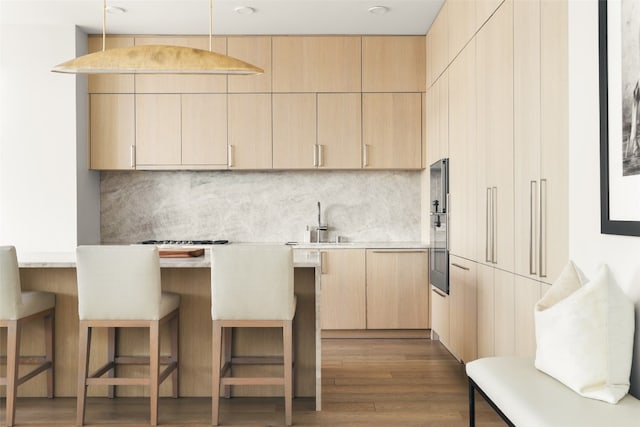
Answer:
139, 239, 229, 245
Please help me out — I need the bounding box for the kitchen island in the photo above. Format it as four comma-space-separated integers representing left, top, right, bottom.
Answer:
12, 249, 323, 409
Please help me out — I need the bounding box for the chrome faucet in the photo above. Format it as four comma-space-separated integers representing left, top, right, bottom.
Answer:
317, 202, 328, 243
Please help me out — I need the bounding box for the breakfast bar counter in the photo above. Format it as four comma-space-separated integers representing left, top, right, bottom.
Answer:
13, 248, 323, 410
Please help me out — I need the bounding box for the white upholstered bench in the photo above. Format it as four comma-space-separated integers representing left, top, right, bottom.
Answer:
466, 357, 640, 427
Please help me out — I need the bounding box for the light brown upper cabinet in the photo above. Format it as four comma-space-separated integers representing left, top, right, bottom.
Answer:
448, 40, 477, 261
87, 36, 134, 94
272, 94, 317, 169
272, 36, 361, 92
320, 250, 367, 330
476, 1, 514, 272
362, 36, 425, 92
366, 250, 429, 329
181, 94, 228, 168
89, 94, 135, 170
228, 94, 272, 169
362, 93, 422, 169
227, 36, 272, 93
514, 0, 568, 283
426, 1, 449, 88
134, 36, 227, 93
426, 71, 449, 168
317, 93, 362, 169
135, 94, 182, 167
476, 0, 505, 30
447, 0, 476, 64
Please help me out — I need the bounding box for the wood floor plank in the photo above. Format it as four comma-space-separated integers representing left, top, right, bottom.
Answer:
0, 338, 506, 426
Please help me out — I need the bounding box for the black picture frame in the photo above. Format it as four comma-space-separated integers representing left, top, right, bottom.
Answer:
599, 0, 640, 236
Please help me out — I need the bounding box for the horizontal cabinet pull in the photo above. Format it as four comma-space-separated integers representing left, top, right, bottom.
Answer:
431, 287, 447, 298
451, 262, 470, 271
370, 250, 428, 253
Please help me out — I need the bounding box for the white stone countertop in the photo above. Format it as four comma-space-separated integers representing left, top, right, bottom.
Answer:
17, 242, 427, 269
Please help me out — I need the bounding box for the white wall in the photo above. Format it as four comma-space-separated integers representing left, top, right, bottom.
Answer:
0, 22, 100, 253
569, 0, 640, 396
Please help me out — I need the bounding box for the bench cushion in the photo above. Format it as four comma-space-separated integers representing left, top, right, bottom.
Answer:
467, 357, 640, 427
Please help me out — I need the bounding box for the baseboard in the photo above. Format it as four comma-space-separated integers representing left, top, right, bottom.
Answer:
321, 329, 431, 339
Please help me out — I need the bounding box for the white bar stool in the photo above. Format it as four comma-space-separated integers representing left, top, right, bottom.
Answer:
0, 246, 55, 427
211, 245, 296, 426
75, 245, 180, 426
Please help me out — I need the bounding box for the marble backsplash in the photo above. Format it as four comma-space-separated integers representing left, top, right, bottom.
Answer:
101, 170, 422, 244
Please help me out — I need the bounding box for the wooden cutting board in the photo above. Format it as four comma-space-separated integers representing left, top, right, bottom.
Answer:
159, 248, 205, 258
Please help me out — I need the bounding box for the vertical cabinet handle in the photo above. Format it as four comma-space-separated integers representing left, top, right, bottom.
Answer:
485, 187, 492, 263
363, 144, 369, 167
313, 145, 319, 167
130, 145, 135, 169
228, 145, 234, 168
540, 179, 547, 278
318, 144, 324, 167
492, 187, 498, 264
529, 181, 538, 275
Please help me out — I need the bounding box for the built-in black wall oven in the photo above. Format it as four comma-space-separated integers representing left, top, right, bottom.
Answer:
429, 158, 449, 294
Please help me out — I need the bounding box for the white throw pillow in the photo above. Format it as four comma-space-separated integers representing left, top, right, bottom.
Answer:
534, 261, 635, 404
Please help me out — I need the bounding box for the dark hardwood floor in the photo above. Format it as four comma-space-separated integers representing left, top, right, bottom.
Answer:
2, 338, 505, 426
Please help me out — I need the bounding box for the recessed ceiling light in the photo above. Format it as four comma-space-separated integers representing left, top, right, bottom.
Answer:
234, 6, 256, 15
105, 6, 126, 14
368, 6, 389, 15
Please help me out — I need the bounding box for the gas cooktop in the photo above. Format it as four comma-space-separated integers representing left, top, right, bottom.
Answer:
139, 239, 229, 245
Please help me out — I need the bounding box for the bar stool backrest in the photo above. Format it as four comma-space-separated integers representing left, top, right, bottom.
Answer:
76, 245, 162, 320
0, 246, 23, 319
211, 245, 294, 321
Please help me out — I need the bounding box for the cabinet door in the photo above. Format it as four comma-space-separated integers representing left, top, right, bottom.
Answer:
362, 93, 422, 169
272, 36, 361, 92
87, 36, 134, 94
365, 250, 429, 329
476, 0, 505, 30
447, 0, 476, 63
449, 256, 477, 363
227, 36, 272, 93
182, 94, 228, 167
514, 0, 542, 278
362, 36, 425, 92
89, 94, 135, 170
228, 94, 272, 169
134, 36, 227, 93
425, 72, 449, 167
476, 1, 514, 271
514, 275, 542, 358
430, 287, 450, 346
272, 94, 317, 169
448, 40, 476, 260
317, 93, 362, 169
540, 0, 569, 284
427, 2, 449, 88
476, 263, 494, 358
320, 250, 366, 330
135, 94, 181, 167
493, 268, 515, 357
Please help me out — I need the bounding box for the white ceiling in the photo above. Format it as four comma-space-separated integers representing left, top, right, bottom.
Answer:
0, 0, 444, 36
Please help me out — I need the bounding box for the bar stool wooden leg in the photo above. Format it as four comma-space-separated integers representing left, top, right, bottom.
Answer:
45, 311, 55, 398
170, 313, 179, 398
212, 320, 222, 426
6, 320, 21, 427
283, 320, 293, 427
76, 322, 91, 426
222, 327, 232, 398
149, 321, 160, 426
107, 327, 116, 399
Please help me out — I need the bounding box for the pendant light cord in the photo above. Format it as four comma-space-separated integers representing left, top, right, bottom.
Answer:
209, 0, 213, 52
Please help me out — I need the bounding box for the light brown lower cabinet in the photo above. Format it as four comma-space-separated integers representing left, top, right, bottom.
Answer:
320, 249, 429, 330
430, 287, 450, 346
448, 256, 477, 363
514, 275, 545, 358
366, 249, 429, 329
320, 250, 366, 330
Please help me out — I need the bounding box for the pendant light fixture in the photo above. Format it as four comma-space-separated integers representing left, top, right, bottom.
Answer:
52, 0, 263, 75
